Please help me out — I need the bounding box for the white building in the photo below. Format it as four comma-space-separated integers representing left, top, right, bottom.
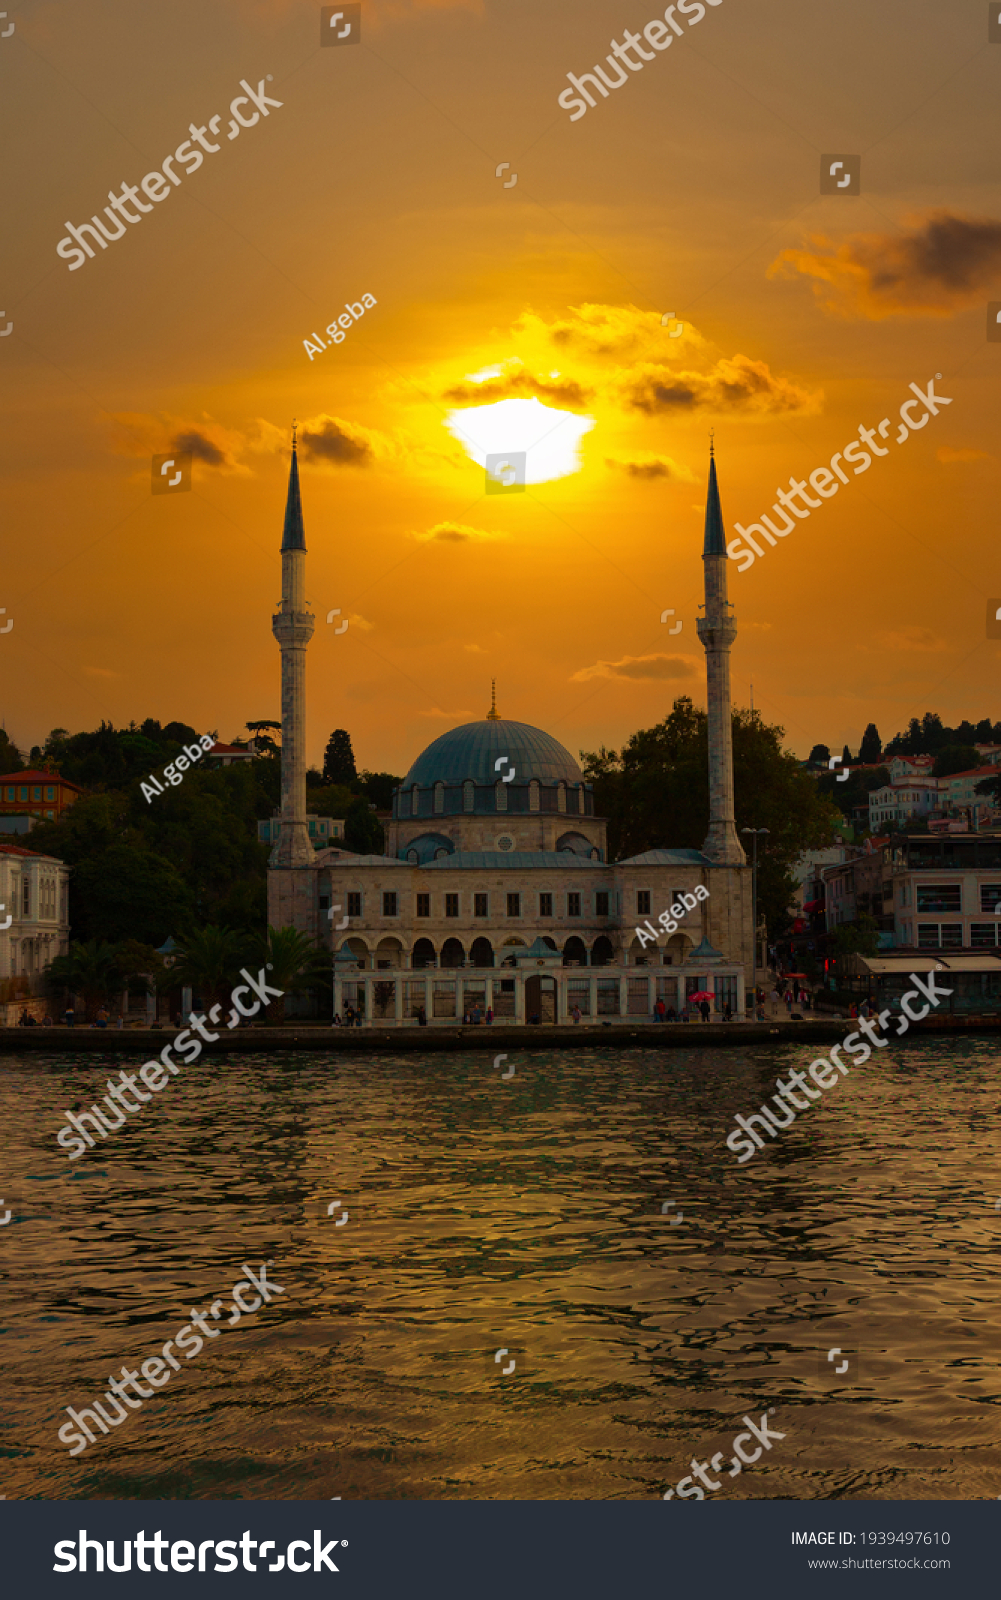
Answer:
887, 755, 935, 783
0, 841, 70, 1020
868, 779, 939, 830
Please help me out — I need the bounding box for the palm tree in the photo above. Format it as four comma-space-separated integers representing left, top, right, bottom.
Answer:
47, 940, 122, 1021
171, 925, 248, 1015
253, 926, 327, 1023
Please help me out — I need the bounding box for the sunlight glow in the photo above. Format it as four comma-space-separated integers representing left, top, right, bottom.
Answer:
444, 397, 595, 485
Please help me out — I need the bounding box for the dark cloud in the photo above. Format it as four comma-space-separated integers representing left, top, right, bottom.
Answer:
604, 455, 694, 481
170, 430, 225, 465
769, 211, 1001, 319
300, 419, 373, 466
623, 355, 820, 416
443, 370, 593, 409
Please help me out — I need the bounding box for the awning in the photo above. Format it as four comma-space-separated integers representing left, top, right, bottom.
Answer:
858, 954, 1001, 975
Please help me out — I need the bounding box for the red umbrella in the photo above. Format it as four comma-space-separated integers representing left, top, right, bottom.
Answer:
688, 990, 714, 1002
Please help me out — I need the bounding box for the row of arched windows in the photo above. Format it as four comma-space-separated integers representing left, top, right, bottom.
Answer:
398, 780, 590, 818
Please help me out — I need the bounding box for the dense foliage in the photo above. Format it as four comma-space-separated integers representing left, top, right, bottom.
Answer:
580, 697, 842, 937
23, 719, 399, 944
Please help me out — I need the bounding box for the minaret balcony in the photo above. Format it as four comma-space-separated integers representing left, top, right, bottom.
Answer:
272, 610, 315, 648
696, 616, 737, 650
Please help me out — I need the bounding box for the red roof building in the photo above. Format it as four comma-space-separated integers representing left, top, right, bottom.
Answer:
0, 770, 83, 823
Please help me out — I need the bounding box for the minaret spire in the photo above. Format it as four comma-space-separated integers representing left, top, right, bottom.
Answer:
486, 679, 500, 721
270, 426, 315, 877
696, 444, 746, 865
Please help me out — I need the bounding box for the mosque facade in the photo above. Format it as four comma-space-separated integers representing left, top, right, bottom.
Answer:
267, 436, 753, 1024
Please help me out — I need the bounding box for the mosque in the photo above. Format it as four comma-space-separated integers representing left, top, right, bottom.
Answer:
267, 433, 754, 1024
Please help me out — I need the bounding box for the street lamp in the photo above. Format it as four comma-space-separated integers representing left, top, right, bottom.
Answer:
741, 827, 770, 1006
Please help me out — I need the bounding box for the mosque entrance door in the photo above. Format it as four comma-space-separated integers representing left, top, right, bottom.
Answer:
525, 973, 556, 1024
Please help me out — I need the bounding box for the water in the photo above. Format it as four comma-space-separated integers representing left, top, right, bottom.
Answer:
1, 1040, 998, 1501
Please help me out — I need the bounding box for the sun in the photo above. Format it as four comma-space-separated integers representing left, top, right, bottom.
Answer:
443, 397, 595, 485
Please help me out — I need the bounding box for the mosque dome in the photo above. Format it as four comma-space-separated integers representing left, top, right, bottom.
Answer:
402, 718, 582, 790
390, 691, 591, 838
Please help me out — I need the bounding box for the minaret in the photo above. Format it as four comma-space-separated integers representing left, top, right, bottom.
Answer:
696, 441, 746, 865
270, 426, 315, 870
486, 679, 501, 721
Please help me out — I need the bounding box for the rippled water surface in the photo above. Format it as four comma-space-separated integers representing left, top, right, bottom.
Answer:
1, 1040, 999, 1501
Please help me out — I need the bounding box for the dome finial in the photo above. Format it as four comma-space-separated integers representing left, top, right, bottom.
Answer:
486, 679, 500, 721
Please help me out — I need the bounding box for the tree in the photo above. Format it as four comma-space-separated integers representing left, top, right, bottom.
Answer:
252, 926, 327, 1022
162, 720, 199, 746
808, 744, 830, 766
841, 744, 852, 767
47, 940, 123, 1020
344, 795, 384, 855
27, 734, 280, 942
0, 729, 24, 775
246, 720, 281, 755
171, 925, 248, 1013
932, 745, 979, 778
976, 770, 1001, 804
71, 844, 195, 945
356, 770, 403, 810
323, 729, 357, 785
581, 697, 841, 938
114, 939, 164, 1004
858, 723, 882, 764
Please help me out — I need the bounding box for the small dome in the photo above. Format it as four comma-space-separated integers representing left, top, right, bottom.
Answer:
402, 718, 582, 789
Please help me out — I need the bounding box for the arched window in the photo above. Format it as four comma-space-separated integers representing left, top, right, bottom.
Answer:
407, 849, 419, 864
557, 781, 567, 813
529, 780, 540, 812
433, 781, 445, 814
463, 779, 475, 812
470, 936, 494, 968
495, 780, 508, 812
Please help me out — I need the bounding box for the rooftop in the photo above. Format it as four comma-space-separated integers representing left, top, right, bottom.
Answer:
0, 770, 82, 790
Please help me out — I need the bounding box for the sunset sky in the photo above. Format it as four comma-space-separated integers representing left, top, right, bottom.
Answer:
4, 0, 1001, 775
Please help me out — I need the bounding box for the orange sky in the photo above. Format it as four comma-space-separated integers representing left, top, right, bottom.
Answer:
4, 0, 1001, 774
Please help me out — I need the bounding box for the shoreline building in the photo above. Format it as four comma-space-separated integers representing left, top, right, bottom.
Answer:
0, 841, 71, 1023
267, 435, 753, 1023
